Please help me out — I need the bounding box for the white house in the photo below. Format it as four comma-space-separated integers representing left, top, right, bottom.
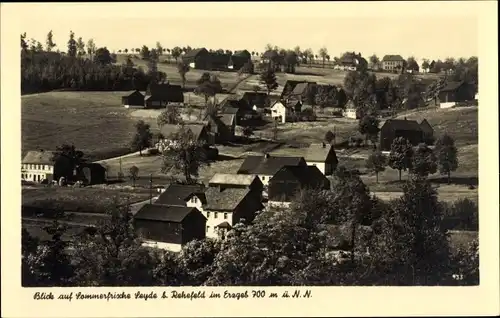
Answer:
304, 143, 339, 176
343, 100, 361, 119
21, 150, 56, 183
270, 101, 291, 123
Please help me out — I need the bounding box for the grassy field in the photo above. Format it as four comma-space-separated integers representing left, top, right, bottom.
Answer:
22, 186, 151, 213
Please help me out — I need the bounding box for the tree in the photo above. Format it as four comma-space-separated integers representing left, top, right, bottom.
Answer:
434, 134, 458, 184
177, 62, 190, 88
372, 177, 451, 285
324, 130, 335, 144
72, 202, 158, 286
128, 165, 139, 188
124, 48, 128, 54
421, 59, 430, 72
178, 239, 221, 285
94, 47, 112, 65
358, 115, 380, 145
366, 150, 387, 183
157, 106, 182, 127
194, 72, 222, 106
283, 51, 298, 73
140, 45, 150, 60
318, 47, 328, 68
24, 221, 75, 286
67, 31, 77, 58
21, 33, 28, 53
406, 56, 420, 73
46, 30, 56, 52
156, 41, 163, 56
388, 137, 414, 181
86, 38, 96, 58
411, 143, 437, 177
76, 37, 85, 56
35, 41, 43, 52
369, 54, 380, 70
130, 120, 153, 156
160, 126, 210, 183
242, 126, 254, 138
171, 46, 182, 62
52, 144, 85, 182
259, 67, 278, 97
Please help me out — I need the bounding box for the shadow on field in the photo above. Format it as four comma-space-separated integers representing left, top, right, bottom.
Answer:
293, 70, 323, 77
429, 176, 478, 186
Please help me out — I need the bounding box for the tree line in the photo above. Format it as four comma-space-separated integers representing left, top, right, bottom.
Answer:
22, 165, 478, 287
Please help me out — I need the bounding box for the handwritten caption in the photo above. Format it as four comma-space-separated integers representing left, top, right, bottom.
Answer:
33, 289, 312, 302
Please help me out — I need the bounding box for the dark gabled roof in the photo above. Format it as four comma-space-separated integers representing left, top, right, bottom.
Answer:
280, 80, 306, 98
382, 119, 423, 132
134, 204, 200, 223
204, 113, 233, 129
220, 106, 239, 115
122, 90, 144, 97
185, 192, 207, 205
209, 173, 258, 186
160, 124, 206, 141
22, 150, 55, 165
203, 187, 250, 211
220, 98, 248, 110
291, 82, 315, 95
237, 155, 306, 175
440, 81, 465, 92
155, 184, 206, 206
146, 83, 184, 103
220, 113, 235, 127
216, 221, 232, 229
419, 119, 434, 133
183, 48, 208, 59
241, 92, 268, 108
382, 55, 405, 62
271, 165, 328, 189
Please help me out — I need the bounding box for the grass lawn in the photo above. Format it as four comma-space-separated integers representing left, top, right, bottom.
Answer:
22, 91, 139, 161
22, 186, 151, 213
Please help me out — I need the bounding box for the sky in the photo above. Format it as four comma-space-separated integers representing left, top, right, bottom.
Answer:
11, 2, 480, 61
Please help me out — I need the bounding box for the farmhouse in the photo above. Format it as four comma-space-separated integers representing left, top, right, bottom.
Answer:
438, 81, 476, 108
219, 97, 251, 123
121, 90, 145, 108
379, 118, 426, 151
230, 50, 252, 70
241, 92, 268, 111
204, 113, 236, 144
270, 100, 298, 123
155, 183, 206, 206
145, 83, 184, 108
280, 80, 306, 101
304, 143, 339, 176
21, 150, 56, 183
343, 100, 361, 119
208, 173, 264, 201
77, 163, 107, 185
339, 52, 367, 70
159, 124, 212, 146
182, 48, 210, 69
134, 204, 206, 252
382, 55, 405, 73
287, 82, 317, 104
261, 50, 284, 71
267, 165, 330, 208
199, 186, 263, 238
237, 153, 307, 186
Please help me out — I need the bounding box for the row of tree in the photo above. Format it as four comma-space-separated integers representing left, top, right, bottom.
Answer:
22, 165, 478, 287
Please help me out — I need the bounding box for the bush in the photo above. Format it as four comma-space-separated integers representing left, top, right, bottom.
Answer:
443, 198, 478, 231
146, 148, 160, 156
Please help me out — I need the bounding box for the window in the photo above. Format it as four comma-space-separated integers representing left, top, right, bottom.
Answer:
214, 212, 218, 219
206, 226, 210, 232
224, 213, 228, 219
262, 176, 265, 181
193, 197, 198, 203
206, 212, 210, 218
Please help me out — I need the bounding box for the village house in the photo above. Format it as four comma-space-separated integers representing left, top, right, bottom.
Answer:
154, 183, 206, 205
339, 52, 367, 71
134, 204, 206, 252
241, 91, 269, 112
270, 100, 302, 123
267, 165, 330, 208
382, 55, 406, 73
304, 143, 339, 176
280, 80, 306, 101
379, 118, 428, 151
438, 81, 476, 108
194, 186, 264, 239
203, 112, 236, 144
286, 82, 317, 105
21, 150, 57, 183
419, 119, 435, 144
261, 50, 284, 71
208, 173, 264, 202
121, 90, 145, 108
219, 96, 252, 123
182, 48, 210, 69
343, 100, 361, 119
229, 50, 252, 70
237, 153, 308, 186
145, 83, 184, 108
158, 123, 213, 147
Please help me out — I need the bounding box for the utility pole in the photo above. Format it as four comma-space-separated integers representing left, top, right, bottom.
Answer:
149, 173, 153, 204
